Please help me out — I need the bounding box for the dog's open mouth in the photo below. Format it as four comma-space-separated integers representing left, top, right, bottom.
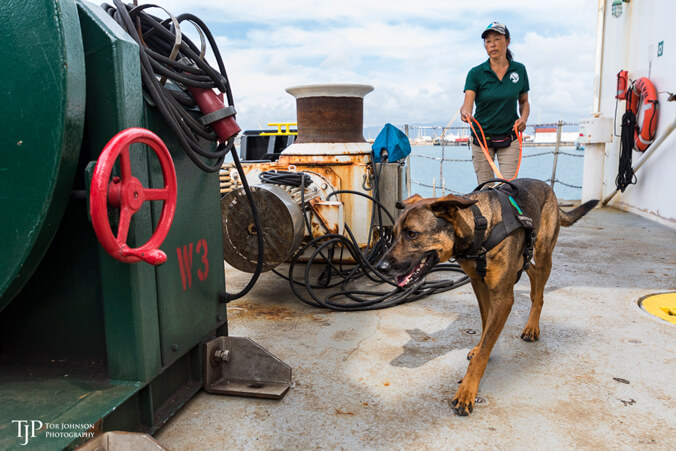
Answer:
394, 252, 438, 288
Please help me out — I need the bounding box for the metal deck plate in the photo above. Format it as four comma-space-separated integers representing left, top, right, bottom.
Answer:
204, 336, 292, 399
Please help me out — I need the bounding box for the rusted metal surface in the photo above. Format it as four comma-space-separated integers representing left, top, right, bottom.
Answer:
285, 84, 373, 145
308, 198, 343, 236
235, 155, 375, 248
279, 145, 372, 158
221, 185, 304, 273
219, 83, 403, 268
294, 96, 366, 143
276, 154, 373, 245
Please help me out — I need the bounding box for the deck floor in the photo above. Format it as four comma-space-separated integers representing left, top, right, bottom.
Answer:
156, 206, 676, 450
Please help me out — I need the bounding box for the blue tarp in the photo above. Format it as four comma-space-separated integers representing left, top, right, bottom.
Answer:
371, 123, 411, 163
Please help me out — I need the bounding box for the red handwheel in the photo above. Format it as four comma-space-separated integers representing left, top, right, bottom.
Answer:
90, 128, 178, 265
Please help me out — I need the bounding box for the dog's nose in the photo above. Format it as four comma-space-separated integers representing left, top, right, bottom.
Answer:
376, 258, 391, 275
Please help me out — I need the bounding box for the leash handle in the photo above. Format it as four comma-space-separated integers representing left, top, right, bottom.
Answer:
468, 117, 523, 182
473, 178, 520, 193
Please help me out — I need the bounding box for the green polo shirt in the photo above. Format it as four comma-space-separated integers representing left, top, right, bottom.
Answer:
464, 59, 529, 136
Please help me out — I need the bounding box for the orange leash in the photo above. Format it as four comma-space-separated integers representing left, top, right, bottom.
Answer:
468, 117, 523, 181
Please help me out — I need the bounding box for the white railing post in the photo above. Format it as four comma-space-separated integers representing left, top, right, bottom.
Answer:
550, 120, 563, 188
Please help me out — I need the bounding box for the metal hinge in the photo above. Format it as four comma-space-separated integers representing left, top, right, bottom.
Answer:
204, 336, 292, 399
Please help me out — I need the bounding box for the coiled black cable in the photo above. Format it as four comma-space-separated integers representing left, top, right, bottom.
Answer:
284, 233, 468, 311
103, 1, 236, 172
267, 156, 470, 311
103, 2, 264, 301
616, 88, 638, 192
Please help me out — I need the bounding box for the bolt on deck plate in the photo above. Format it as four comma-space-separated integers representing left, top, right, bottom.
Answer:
204, 336, 292, 399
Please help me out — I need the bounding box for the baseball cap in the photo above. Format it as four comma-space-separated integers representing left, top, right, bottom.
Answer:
481, 22, 510, 39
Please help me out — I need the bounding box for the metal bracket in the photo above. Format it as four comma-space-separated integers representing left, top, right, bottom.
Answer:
200, 105, 236, 126
204, 336, 292, 399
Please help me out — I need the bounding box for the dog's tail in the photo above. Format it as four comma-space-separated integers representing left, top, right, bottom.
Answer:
559, 200, 599, 227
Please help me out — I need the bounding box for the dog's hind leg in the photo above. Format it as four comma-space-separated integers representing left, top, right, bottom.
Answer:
522, 264, 546, 341
452, 288, 514, 416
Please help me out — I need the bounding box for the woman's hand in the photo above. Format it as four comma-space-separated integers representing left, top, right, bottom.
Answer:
460, 109, 474, 123
517, 92, 529, 132
515, 117, 527, 132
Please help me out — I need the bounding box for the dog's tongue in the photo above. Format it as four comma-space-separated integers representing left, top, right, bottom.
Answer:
396, 263, 422, 287
396, 273, 411, 287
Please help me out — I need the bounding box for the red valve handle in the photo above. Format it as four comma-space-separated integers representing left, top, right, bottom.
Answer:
90, 128, 178, 265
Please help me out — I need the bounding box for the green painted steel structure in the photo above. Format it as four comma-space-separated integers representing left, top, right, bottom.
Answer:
0, 1, 228, 449
0, 0, 86, 311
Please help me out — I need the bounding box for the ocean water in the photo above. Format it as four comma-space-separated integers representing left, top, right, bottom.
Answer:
407, 144, 585, 200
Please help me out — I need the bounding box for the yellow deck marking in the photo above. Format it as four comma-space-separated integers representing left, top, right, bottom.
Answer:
641, 292, 676, 325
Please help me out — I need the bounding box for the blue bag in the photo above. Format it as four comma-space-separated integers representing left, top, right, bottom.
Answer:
371, 123, 411, 163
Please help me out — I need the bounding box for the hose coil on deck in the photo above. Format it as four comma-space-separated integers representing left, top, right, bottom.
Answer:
266, 159, 470, 311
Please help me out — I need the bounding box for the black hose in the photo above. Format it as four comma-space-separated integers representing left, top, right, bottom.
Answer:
103, 1, 236, 173
616, 87, 638, 192
103, 2, 265, 300
266, 167, 470, 311
221, 149, 265, 302
284, 232, 468, 311
259, 171, 313, 187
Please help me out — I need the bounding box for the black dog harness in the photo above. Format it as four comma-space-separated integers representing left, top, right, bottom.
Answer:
456, 180, 536, 283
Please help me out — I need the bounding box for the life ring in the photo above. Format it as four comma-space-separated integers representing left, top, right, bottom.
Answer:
627, 77, 659, 152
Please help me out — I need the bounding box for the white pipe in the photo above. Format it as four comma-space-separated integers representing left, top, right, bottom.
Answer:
632, 117, 676, 173
593, 0, 607, 113
582, 0, 607, 203
602, 115, 676, 205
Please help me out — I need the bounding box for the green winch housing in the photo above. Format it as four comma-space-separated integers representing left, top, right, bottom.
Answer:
0, 0, 228, 448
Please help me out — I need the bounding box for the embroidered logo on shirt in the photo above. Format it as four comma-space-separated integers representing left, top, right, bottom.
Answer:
510, 72, 519, 83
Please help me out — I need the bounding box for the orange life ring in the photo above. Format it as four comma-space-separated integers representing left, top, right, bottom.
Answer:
627, 77, 659, 152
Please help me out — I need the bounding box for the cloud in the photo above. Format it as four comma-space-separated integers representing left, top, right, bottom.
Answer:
139, 1, 597, 131
516, 31, 597, 124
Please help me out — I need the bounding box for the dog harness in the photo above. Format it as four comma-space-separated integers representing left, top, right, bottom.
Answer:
456, 181, 536, 283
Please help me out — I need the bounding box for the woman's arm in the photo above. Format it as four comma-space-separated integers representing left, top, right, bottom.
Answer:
460, 90, 476, 123
516, 92, 529, 132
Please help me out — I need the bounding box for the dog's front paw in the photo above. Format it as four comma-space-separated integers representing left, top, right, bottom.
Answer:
451, 388, 476, 416
520, 324, 540, 342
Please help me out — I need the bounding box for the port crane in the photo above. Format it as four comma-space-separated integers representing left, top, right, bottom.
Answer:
434, 110, 460, 145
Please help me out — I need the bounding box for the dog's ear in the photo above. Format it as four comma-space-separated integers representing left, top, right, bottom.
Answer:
430, 194, 476, 218
396, 194, 423, 209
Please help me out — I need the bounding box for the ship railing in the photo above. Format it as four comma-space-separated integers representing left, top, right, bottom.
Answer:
401, 121, 584, 196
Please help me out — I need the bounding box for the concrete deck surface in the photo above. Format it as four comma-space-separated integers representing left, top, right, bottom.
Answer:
156, 206, 676, 450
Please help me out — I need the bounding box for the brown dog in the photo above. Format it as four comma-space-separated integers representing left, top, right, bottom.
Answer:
376, 178, 598, 416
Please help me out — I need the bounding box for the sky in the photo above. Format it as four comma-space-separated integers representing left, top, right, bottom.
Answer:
147, 0, 598, 134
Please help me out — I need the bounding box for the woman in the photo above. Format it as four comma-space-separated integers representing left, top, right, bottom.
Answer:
460, 22, 530, 184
